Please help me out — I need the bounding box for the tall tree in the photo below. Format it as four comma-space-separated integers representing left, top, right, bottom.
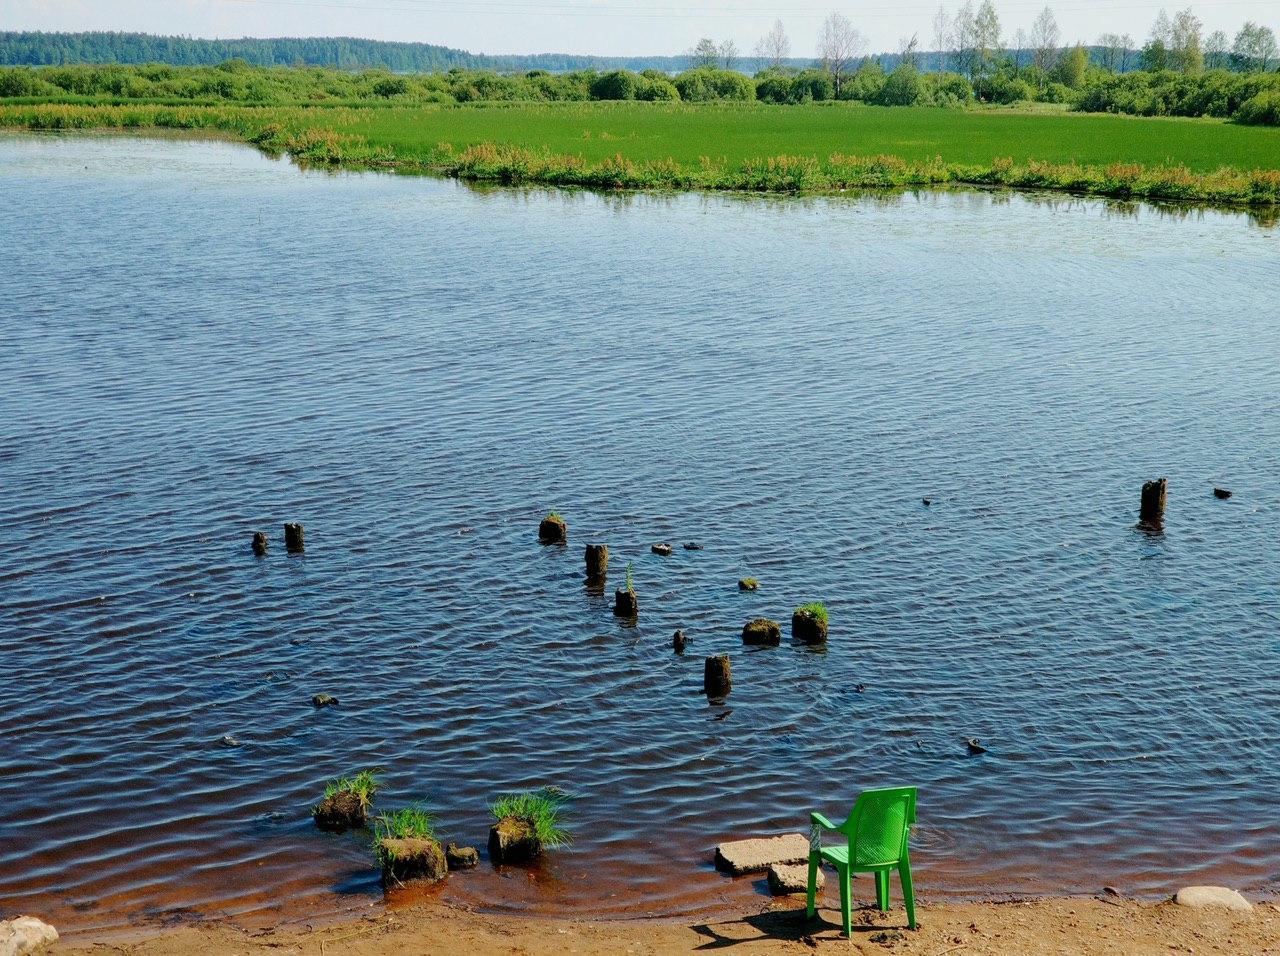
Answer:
1168, 8, 1204, 74
952, 2, 977, 77
1233, 22, 1278, 72
1097, 32, 1126, 72
754, 19, 790, 70
1119, 33, 1135, 72
1055, 43, 1088, 87
898, 33, 921, 70
719, 38, 739, 71
818, 12, 866, 96
1012, 27, 1030, 73
1204, 30, 1228, 69
932, 6, 953, 71
973, 0, 1003, 77
689, 37, 719, 69
1030, 6, 1060, 72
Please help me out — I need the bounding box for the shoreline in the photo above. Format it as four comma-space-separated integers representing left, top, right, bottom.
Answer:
46, 894, 1280, 954
1, 104, 1278, 214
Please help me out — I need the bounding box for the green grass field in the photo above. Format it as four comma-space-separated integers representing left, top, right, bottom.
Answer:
346, 101, 1280, 174
3, 99, 1278, 204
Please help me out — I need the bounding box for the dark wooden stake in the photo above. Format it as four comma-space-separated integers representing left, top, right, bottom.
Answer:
585, 543, 609, 580
284, 522, 305, 553
251, 531, 268, 556
1139, 478, 1167, 524
704, 654, 731, 696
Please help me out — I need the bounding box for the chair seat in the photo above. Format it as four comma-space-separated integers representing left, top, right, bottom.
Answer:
818, 845, 848, 867
819, 845, 899, 871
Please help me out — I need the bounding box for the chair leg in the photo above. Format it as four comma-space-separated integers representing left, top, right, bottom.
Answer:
840, 867, 852, 938
899, 854, 917, 930
876, 870, 890, 911
805, 853, 819, 919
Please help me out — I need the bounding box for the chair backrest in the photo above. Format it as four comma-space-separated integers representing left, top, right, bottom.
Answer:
838, 787, 916, 867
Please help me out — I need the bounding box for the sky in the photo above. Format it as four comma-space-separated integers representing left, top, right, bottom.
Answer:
2, 0, 1277, 58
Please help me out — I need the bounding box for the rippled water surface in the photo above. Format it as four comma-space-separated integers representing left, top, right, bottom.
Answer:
2, 133, 1279, 935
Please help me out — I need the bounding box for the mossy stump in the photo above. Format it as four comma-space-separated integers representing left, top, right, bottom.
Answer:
742, 618, 781, 646
792, 609, 828, 645
378, 837, 448, 887
488, 817, 542, 864
704, 654, 731, 696
1139, 478, 1167, 524
538, 515, 567, 544
313, 791, 365, 832
445, 843, 479, 870
738, 578, 759, 592
614, 588, 638, 617
585, 543, 609, 580
284, 522, 305, 553
251, 531, 268, 556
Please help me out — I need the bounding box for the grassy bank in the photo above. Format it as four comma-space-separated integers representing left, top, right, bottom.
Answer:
3, 100, 1279, 205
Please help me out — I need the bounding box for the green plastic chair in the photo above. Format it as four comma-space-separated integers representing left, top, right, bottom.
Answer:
806, 786, 918, 936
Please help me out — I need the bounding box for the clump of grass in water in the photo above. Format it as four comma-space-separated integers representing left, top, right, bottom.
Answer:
490, 787, 572, 849
625, 561, 634, 592
795, 601, 828, 624
545, 510, 562, 521
373, 804, 438, 862
318, 769, 381, 812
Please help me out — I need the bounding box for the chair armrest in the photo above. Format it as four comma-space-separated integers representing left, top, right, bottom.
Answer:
810, 812, 838, 830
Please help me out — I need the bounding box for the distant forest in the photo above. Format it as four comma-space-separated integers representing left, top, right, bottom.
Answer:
0, 30, 1071, 75
0, 31, 732, 73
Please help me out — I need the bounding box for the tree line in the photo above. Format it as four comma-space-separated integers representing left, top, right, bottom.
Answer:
3, 58, 1276, 126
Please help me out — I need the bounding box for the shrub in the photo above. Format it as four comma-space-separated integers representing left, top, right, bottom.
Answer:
1237, 90, 1280, 125
590, 70, 639, 101
674, 68, 756, 102
875, 65, 927, 106
975, 74, 1034, 104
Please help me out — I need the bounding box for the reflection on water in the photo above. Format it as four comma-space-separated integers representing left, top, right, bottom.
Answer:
1, 133, 1278, 936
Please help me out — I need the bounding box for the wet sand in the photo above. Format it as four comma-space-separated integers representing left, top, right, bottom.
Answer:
51, 895, 1280, 955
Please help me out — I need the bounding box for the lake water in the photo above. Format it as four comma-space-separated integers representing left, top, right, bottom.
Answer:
2, 133, 1278, 936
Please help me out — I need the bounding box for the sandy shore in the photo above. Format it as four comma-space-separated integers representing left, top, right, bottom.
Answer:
50, 894, 1280, 955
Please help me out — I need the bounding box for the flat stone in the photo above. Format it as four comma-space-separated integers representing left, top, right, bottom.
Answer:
714, 833, 809, 875
0, 917, 58, 956
768, 862, 822, 895
1174, 886, 1252, 912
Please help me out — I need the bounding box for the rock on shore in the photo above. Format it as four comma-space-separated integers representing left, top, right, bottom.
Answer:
0, 917, 58, 956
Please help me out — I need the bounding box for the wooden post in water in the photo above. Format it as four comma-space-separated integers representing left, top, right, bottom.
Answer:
251, 531, 268, 556
585, 543, 609, 581
1139, 478, 1167, 525
704, 655, 731, 696
284, 522, 305, 553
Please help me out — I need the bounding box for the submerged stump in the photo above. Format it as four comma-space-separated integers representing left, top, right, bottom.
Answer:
614, 588, 638, 617
651, 542, 673, 556
313, 791, 366, 832
673, 629, 688, 654
284, 522, 305, 553
1213, 487, 1232, 500
742, 618, 781, 646
251, 531, 268, 556
538, 514, 567, 544
445, 843, 479, 870
704, 654, 732, 696
738, 578, 759, 592
1139, 478, 1167, 525
378, 837, 448, 886
792, 609, 828, 645
488, 817, 541, 864
584, 543, 609, 580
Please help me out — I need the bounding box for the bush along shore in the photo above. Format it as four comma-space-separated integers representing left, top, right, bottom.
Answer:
3, 101, 1277, 208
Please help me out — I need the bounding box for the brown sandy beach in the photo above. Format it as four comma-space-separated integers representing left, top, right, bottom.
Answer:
48, 895, 1280, 955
